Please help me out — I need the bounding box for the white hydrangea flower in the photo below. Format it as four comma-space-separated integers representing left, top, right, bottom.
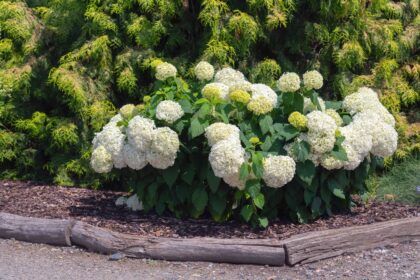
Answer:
214, 67, 246, 87
126, 116, 156, 152
303, 70, 323, 90
156, 100, 184, 124
205, 122, 240, 147
342, 145, 363, 170
123, 144, 148, 170
147, 150, 177, 169
223, 173, 245, 190
194, 61, 215, 81
306, 111, 337, 135
150, 127, 180, 157
90, 145, 113, 173
92, 125, 126, 169
320, 155, 344, 170
325, 109, 343, 126
108, 114, 123, 125
303, 97, 326, 113
209, 139, 246, 178
307, 132, 336, 154
201, 82, 229, 100
126, 194, 143, 211
262, 155, 296, 188
352, 110, 398, 157
339, 124, 373, 160
250, 83, 278, 107
277, 72, 301, 92
119, 104, 136, 119
228, 80, 252, 93
155, 62, 177, 81
343, 87, 395, 127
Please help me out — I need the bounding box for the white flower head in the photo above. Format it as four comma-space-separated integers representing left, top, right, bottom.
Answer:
306, 111, 337, 135
303, 70, 323, 90
209, 139, 246, 178
150, 127, 180, 157
92, 125, 126, 169
223, 173, 245, 190
250, 83, 278, 107
123, 144, 148, 170
303, 97, 326, 113
320, 154, 344, 170
126, 194, 143, 211
214, 67, 246, 87
201, 82, 229, 100
307, 131, 336, 154
90, 145, 113, 173
205, 122, 240, 147
155, 62, 177, 81
194, 61, 214, 81
262, 155, 296, 188
277, 72, 301, 92
228, 80, 252, 93
147, 150, 177, 169
126, 116, 156, 152
156, 100, 184, 124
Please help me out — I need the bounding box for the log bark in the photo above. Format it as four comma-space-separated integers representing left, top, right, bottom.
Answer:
283, 216, 420, 265
70, 221, 285, 266
0, 212, 73, 246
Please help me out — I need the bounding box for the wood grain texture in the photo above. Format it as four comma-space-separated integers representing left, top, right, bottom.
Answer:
283, 216, 420, 265
70, 221, 285, 266
0, 212, 73, 246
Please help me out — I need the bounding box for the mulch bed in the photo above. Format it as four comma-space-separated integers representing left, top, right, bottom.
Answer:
0, 180, 418, 240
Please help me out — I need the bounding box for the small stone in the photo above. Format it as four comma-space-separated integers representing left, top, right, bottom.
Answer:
108, 252, 126, 261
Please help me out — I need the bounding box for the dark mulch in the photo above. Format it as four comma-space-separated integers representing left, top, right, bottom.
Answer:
0, 180, 418, 240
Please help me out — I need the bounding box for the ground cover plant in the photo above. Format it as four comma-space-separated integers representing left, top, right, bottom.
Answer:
0, 0, 418, 189
90, 62, 398, 226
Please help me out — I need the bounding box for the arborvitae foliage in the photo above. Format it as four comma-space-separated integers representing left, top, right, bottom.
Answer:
0, 0, 418, 187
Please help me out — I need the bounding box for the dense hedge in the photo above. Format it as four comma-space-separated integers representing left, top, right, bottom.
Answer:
0, 0, 418, 189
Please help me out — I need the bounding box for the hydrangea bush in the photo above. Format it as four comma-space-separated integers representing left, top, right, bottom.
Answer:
91, 61, 398, 226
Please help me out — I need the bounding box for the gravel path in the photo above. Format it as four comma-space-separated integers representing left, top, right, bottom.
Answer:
0, 239, 419, 280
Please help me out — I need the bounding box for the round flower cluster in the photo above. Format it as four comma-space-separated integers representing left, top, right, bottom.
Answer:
303, 70, 323, 90
155, 100, 184, 124
90, 145, 113, 173
306, 111, 337, 155
228, 81, 252, 93
155, 62, 177, 81
262, 155, 296, 188
284, 134, 322, 167
303, 97, 326, 114
325, 109, 343, 126
247, 96, 274, 115
250, 83, 278, 108
229, 89, 251, 104
288, 111, 307, 130
214, 67, 246, 88
343, 87, 395, 127
209, 138, 247, 189
205, 122, 240, 147
277, 72, 301, 92
320, 154, 344, 170
194, 61, 214, 81
119, 104, 136, 119
201, 82, 229, 100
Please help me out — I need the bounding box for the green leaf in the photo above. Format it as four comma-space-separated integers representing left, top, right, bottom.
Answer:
292, 140, 310, 162
181, 163, 195, 185
282, 92, 304, 115
251, 152, 264, 179
240, 205, 253, 222
296, 160, 315, 186
253, 193, 265, 209
206, 167, 221, 193
331, 145, 348, 161
259, 115, 273, 135
304, 189, 315, 206
239, 162, 250, 181
162, 165, 180, 188
274, 124, 299, 141
190, 118, 205, 138
192, 187, 208, 211
325, 101, 342, 110
311, 197, 322, 214
342, 115, 352, 125
260, 136, 272, 151
197, 103, 211, 118
328, 177, 346, 199
209, 194, 226, 216
245, 179, 261, 198
178, 99, 193, 114
309, 91, 322, 110
258, 217, 269, 228
320, 183, 331, 205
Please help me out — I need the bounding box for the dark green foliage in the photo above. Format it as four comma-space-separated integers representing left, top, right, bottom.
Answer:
0, 0, 418, 189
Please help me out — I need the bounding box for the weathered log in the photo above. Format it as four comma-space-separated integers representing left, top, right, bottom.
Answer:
283, 216, 420, 265
70, 221, 285, 266
0, 212, 73, 246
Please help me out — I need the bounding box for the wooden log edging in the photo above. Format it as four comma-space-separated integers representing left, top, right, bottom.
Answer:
0, 212, 419, 266
282, 216, 420, 265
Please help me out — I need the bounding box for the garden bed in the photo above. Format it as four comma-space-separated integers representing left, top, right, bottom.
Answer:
1, 180, 418, 240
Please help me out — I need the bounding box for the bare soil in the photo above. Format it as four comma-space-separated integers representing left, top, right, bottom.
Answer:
0, 180, 418, 239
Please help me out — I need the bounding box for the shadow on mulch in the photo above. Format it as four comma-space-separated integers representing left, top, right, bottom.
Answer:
0, 180, 418, 240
